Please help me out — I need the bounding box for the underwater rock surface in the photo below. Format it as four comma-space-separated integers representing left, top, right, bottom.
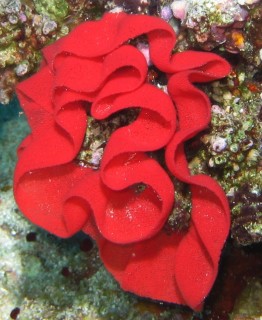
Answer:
0, 0, 261, 318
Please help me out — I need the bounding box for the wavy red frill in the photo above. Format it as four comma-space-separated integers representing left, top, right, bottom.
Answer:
14, 12, 231, 309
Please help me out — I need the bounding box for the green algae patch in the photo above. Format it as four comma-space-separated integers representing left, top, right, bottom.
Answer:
33, 0, 68, 20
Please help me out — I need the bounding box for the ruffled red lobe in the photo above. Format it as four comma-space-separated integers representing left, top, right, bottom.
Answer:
14, 12, 177, 240
98, 231, 186, 305
14, 12, 231, 310
94, 14, 231, 309
42, 13, 176, 63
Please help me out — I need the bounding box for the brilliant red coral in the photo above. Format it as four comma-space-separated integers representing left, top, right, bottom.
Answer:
14, 12, 231, 309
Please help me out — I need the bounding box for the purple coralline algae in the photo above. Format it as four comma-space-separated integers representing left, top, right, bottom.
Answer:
169, 0, 261, 66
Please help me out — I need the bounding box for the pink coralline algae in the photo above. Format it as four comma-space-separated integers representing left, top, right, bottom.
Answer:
171, 0, 188, 21
160, 5, 173, 21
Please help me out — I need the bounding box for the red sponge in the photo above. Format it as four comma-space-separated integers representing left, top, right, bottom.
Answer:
14, 12, 231, 309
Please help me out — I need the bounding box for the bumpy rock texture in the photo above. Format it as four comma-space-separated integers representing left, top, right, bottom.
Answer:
0, 0, 261, 318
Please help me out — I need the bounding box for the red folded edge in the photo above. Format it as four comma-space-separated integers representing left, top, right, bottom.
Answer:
164, 55, 231, 308
42, 12, 176, 65
80, 82, 176, 243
